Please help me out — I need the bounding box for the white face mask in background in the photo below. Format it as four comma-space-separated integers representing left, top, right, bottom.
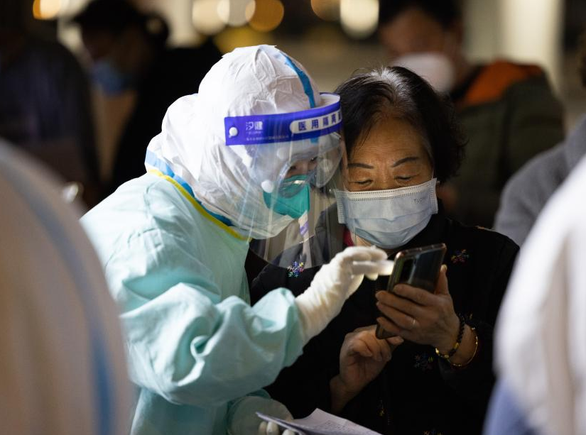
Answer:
334, 178, 438, 249
392, 52, 456, 93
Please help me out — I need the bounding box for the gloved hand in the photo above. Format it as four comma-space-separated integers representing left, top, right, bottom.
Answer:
228, 395, 295, 435
295, 246, 394, 342
258, 421, 299, 435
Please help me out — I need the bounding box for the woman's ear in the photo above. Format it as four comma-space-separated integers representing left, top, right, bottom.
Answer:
436, 181, 458, 213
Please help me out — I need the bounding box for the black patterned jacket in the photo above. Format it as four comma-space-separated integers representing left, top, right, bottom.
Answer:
251, 205, 519, 435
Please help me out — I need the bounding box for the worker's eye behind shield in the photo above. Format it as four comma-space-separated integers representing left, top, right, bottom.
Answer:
285, 156, 319, 178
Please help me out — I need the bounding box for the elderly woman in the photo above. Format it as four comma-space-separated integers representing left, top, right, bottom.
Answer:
251, 66, 519, 435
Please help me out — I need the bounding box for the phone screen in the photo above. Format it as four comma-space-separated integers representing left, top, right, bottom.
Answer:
386, 243, 446, 293
376, 243, 447, 339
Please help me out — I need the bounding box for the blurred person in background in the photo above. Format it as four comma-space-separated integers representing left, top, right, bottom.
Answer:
484, 150, 586, 435
378, 0, 564, 228
73, 0, 221, 195
494, 33, 586, 246
251, 66, 519, 435
81, 45, 393, 435
0, 139, 131, 435
0, 0, 101, 207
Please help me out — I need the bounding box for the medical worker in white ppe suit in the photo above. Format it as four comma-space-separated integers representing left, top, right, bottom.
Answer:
81, 45, 394, 435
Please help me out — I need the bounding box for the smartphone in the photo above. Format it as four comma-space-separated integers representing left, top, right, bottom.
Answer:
375, 243, 447, 339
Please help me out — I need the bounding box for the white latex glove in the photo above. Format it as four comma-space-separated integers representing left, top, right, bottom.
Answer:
258, 421, 299, 435
228, 395, 293, 435
295, 246, 394, 342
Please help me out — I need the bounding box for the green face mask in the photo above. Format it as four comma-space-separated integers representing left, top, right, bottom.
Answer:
263, 175, 310, 219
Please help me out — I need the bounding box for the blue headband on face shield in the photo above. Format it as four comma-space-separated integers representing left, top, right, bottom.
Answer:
223, 93, 341, 146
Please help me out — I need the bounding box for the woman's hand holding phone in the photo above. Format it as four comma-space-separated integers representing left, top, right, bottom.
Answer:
375, 265, 461, 352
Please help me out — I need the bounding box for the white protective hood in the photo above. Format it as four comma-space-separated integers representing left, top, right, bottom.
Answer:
145, 45, 341, 240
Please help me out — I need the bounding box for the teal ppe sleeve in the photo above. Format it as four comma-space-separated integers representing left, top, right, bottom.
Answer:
104, 228, 305, 408
81, 175, 306, 413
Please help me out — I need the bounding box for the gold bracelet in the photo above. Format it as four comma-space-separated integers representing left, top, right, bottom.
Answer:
449, 326, 478, 368
435, 314, 465, 360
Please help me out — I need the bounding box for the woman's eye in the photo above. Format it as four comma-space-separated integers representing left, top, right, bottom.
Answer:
396, 176, 413, 182
352, 180, 371, 185
310, 156, 318, 162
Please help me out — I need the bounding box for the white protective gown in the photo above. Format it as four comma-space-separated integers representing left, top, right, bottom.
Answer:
0, 141, 131, 435
496, 154, 586, 435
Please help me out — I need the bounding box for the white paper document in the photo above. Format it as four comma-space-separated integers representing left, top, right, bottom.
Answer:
257, 408, 382, 435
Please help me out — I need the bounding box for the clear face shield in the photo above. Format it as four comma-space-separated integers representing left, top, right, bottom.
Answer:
224, 93, 345, 269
